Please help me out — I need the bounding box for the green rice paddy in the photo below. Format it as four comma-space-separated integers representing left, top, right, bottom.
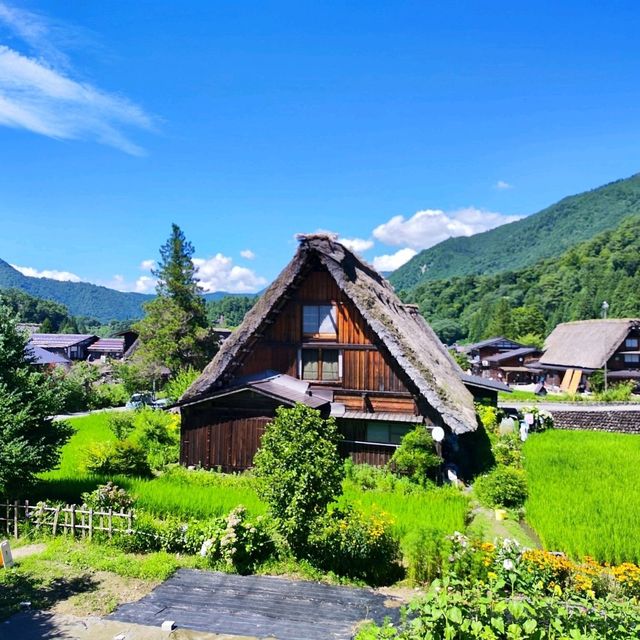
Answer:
524, 429, 640, 564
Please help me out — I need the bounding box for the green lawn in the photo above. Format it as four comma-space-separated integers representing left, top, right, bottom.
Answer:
524, 429, 640, 564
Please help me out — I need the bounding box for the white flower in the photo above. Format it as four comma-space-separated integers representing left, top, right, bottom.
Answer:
503, 559, 515, 571
200, 539, 214, 557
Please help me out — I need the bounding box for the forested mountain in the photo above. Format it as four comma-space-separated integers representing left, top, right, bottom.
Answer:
403, 216, 640, 344
390, 173, 640, 291
0, 259, 255, 323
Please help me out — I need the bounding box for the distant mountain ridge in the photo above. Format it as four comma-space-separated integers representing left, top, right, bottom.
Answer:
390, 173, 640, 291
0, 259, 250, 323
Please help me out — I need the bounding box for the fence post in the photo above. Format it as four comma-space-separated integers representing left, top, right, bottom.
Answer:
127, 510, 133, 534
13, 500, 18, 538
88, 509, 93, 540
108, 508, 113, 539
70, 505, 76, 537
5, 501, 9, 535
52, 506, 60, 535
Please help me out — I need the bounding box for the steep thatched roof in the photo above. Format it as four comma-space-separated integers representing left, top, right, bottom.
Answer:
182, 234, 477, 434
539, 319, 640, 370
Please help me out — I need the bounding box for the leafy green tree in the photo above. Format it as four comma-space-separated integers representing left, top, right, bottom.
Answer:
134, 224, 216, 371
512, 305, 545, 338
0, 305, 73, 496
516, 332, 544, 349
254, 404, 344, 552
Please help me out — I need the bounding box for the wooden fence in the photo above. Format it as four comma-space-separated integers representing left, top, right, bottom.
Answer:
0, 500, 134, 539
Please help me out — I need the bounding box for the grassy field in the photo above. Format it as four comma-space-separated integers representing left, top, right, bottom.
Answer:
35, 412, 469, 547
524, 429, 640, 564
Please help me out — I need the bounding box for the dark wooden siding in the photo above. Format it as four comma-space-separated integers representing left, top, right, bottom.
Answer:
339, 441, 397, 466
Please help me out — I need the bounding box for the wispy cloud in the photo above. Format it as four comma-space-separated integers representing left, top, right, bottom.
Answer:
11, 263, 81, 282
240, 249, 256, 260
495, 180, 513, 190
0, 2, 154, 154
140, 259, 155, 271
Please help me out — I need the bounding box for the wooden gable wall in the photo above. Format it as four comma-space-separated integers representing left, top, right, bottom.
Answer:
234, 267, 414, 409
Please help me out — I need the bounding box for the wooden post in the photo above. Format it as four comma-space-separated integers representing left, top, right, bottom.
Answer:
52, 506, 60, 536
88, 509, 93, 540
108, 508, 113, 539
13, 500, 18, 538
70, 505, 76, 537
5, 501, 9, 535
127, 510, 133, 534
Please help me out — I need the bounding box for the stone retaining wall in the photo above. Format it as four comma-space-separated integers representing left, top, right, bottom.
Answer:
550, 410, 640, 434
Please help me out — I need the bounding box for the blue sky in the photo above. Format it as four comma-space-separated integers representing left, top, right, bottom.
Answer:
1, 1, 640, 293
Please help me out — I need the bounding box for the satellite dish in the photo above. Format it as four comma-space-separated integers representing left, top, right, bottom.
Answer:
432, 426, 445, 442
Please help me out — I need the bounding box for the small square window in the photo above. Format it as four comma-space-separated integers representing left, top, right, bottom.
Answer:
625, 338, 639, 349
624, 354, 640, 364
303, 305, 337, 337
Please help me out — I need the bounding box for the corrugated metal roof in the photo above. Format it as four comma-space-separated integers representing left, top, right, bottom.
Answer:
87, 338, 125, 352
462, 337, 524, 352
30, 333, 97, 348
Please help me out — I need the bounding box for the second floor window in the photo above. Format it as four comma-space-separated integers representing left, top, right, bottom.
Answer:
303, 304, 337, 338
301, 348, 341, 381
625, 337, 639, 349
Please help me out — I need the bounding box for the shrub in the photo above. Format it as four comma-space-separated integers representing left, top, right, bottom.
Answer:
595, 381, 636, 402
164, 367, 201, 403
202, 506, 275, 574
492, 432, 523, 467
520, 406, 554, 432
108, 412, 136, 440
307, 504, 401, 585
131, 407, 180, 471
474, 465, 528, 508
84, 439, 151, 476
254, 404, 344, 552
88, 383, 128, 410
389, 425, 440, 485
476, 403, 500, 433
82, 482, 134, 512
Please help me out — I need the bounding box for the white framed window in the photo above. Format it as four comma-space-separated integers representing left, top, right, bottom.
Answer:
625, 337, 639, 349
302, 305, 337, 337
298, 348, 342, 381
623, 354, 640, 364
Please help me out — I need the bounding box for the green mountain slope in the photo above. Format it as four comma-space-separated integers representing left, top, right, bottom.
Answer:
0, 259, 258, 323
390, 173, 640, 291
0, 259, 152, 323
404, 216, 640, 344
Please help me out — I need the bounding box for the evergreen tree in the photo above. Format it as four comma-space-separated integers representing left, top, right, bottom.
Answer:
0, 305, 73, 496
485, 298, 514, 338
134, 224, 216, 372
153, 223, 207, 326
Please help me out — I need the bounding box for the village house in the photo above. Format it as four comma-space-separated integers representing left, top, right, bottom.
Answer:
179, 234, 479, 471
29, 333, 98, 360
483, 347, 543, 385
537, 319, 640, 392
462, 337, 525, 376
87, 337, 126, 361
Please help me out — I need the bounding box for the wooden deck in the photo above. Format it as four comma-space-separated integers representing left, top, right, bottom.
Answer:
108, 569, 400, 640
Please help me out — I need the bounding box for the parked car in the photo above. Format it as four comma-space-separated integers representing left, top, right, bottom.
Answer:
125, 392, 154, 410
151, 397, 171, 409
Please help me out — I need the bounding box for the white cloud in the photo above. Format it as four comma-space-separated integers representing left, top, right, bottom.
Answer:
0, 4, 153, 154
135, 275, 155, 293
373, 207, 522, 250
140, 259, 155, 271
11, 263, 81, 282
495, 180, 513, 190
371, 248, 417, 272
193, 254, 267, 293
240, 249, 255, 260
340, 237, 374, 253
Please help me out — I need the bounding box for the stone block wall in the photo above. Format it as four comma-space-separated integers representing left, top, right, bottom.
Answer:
550, 410, 640, 435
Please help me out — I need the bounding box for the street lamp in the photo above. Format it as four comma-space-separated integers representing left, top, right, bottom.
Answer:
602, 301, 609, 392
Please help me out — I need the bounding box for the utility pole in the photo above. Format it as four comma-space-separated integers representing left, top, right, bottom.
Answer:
602, 301, 609, 392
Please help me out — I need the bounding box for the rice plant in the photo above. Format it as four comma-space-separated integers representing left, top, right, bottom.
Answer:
524, 430, 640, 564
